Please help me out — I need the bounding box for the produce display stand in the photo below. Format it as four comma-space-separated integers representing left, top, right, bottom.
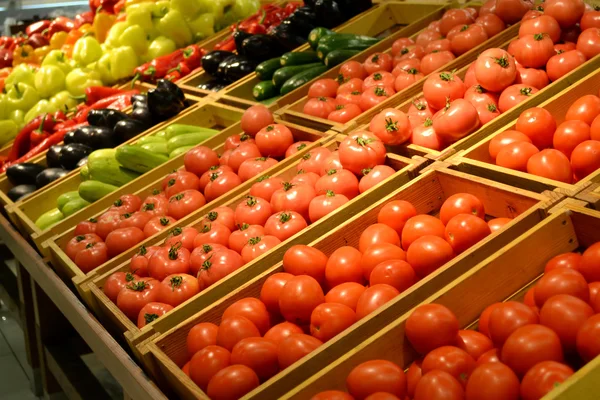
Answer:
84, 137, 425, 356
577, 183, 600, 210
446, 67, 600, 196
282, 200, 600, 400
140, 165, 561, 399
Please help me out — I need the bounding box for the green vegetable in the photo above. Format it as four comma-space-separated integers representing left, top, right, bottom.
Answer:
256, 58, 282, 81
280, 65, 328, 95
155, 130, 168, 139
140, 142, 169, 154
108, 46, 139, 82
118, 25, 148, 56
35, 208, 64, 230
325, 49, 361, 67
34, 65, 66, 98
280, 51, 320, 66
57, 191, 81, 212
115, 145, 169, 174
260, 96, 281, 106
5, 64, 36, 87
5, 83, 40, 113
253, 80, 278, 101
80, 164, 90, 181
272, 63, 323, 89
308, 27, 334, 50
0, 120, 17, 146
316, 34, 379, 60
165, 124, 218, 140
73, 36, 103, 66
137, 136, 166, 145
65, 68, 103, 97
167, 132, 214, 153
154, 8, 192, 48
62, 198, 91, 217
145, 36, 177, 63
78, 180, 119, 202
24, 100, 58, 124
87, 149, 140, 186
169, 145, 194, 158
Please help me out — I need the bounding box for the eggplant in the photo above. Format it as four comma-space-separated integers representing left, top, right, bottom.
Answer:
241, 35, 286, 62
105, 110, 130, 129
283, 10, 317, 36
202, 50, 235, 76
6, 163, 46, 186
314, 0, 345, 28
77, 156, 88, 168
87, 109, 110, 127
156, 79, 185, 103
113, 119, 148, 143
233, 30, 253, 56
46, 145, 63, 168
64, 126, 94, 145
198, 79, 229, 92
7, 184, 37, 202
270, 24, 308, 51
59, 143, 93, 170
35, 168, 68, 189
217, 55, 258, 83
131, 94, 147, 104
88, 126, 118, 148
147, 87, 185, 121
133, 101, 147, 110
130, 106, 154, 127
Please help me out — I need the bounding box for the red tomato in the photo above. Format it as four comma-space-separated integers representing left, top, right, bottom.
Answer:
249, 176, 284, 203
346, 360, 407, 399
228, 142, 262, 173
337, 78, 364, 95
421, 51, 458, 77
324, 246, 363, 287
109, 194, 142, 214
359, 86, 395, 111
95, 211, 122, 240
270, 182, 316, 221
255, 124, 295, 158
199, 165, 233, 192
576, 313, 600, 361
359, 165, 396, 193
515, 66, 550, 89
197, 249, 244, 288
414, 370, 464, 400
119, 211, 153, 231
396, 45, 426, 61
359, 223, 401, 253
308, 79, 340, 98
370, 260, 416, 292
260, 273, 294, 315
577, 241, 600, 282
546, 50, 587, 82
200, 206, 235, 232
189, 243, 227, 277
464, 84, 499, 107
456, 330, 494, 361
425, 38, 452, 53
162, 170, 200, 199
391, 37, 416, 56
263, 321, 303, 346
411, 118, 442, 150
433, 99, 481, 142
328, 103, 362, 124
296, 147, 332, 175
291, 170, 321, 187
440, 9, 476, 36
488, 217, 512, 232
489, 130, 533, 159
401, 214, 445, 250
369, 108, 412, 145
478, 302, 501, 338
488, 301, 540, 347
224, 133, 255, 151
116, 278, 160, 320
223, 297, 271, 335
519, 15, 561, 43
104, 271, 139, 303
303, 97, 338, 119
282, 245, 328, 283
377, 200, 417, 235
364, 53, 393, 75
279, 275, 325, 325
393, 57, 421, 72
241, 104, 274, 136
520, 361, 574, 400
476, 13, 506, 37
566, 94, 600, 125
105, 227, 145, 257
320, 152, 343, 175
463, 62, 478, 87
539, 293, 594, 351
264, 211, 307, 242
422, 346, 476, 387
516, 107, 557, 149
129, 245, 158, 277
360, 242, 406, 281
544, 252, 582, 272
241, 235, 281, 264
204, 171, 243, 202
545, 0, 585, 28
495, 0, 534, 23
553, 119, 591, 158
184, 146, 219, 177
310, 302, 356, 342
406, 303, 460, 354
234, 195, 272, 227
167, 190, 206, 220
217, 315, 261, 351
571, 140, 600, 180
74, 218, 97, 236
188, 345, 231, 390
338, 131, 386, 175
408, 97, 435, 127
236, 156, 279, 182
308, 191, 349, 223
340, 61, 367, 80
466, 363, 520, 400
394, 68, 424, 92
325, 282, 366, 311
496, 141, 540, 171
137, 302, 173, 328
311, 391, 354, 400
230, 337, 279, 381
527, 149, 573, 183
406, 360, 423, 399
158, 273, 200, 307
499, 84, 539, 113
513, 34, 555, 68
407, 235, 455, 278
451, 24, 489, 56
147, 244, 190, 281
65, 233, 102, 261
315, 168, 359, 199
285, 141, 311, 158
423, 71, 466, 111
535, 268, 589, 307
336, 92, 363, 108
143, 216, 176, 238
474, 48, 517, 92
582, 10, 600, 30
501, 324, 564, 376
445, 214, 491, 254
277, 333, 322, 369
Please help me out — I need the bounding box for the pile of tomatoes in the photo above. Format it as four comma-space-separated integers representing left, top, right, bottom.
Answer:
487, 92, 600, 183
309, 241, 600, 400
66, 105, 311, 273
170, 193, 512, 399
302, 6, 507, 125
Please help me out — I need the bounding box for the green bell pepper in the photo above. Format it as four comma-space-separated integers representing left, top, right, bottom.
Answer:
109, 46, 139, 81
145, 36, 176, 63
187, 13, 215, 42
170, 0, 208, 16
5, 83, 40, 113
72, 36, 103, 66
34, 65, 66, 99
9, 110, 25, 130
42, 50, 73, 75
153, 8, 192, 48
126, 3, 159, 38
49, 90, 80, 113
5, 64, 36, 88
65, 68, 103, 97
24, 100, 58, 124
118, 25, 148, 55
104, 21, 130, 49
96, 53, 115, 85
0, 120, 17, 146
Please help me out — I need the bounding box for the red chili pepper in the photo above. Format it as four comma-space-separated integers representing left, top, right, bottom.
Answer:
0, 77, 5, 93
79, 86, 125, 105
164, 69, 181, 82
182, 45, 205, 70
8, 113, 55, 162
75, 106, 91, 124
26, 20, 51, 36
52, 110, 67, 122
53, 119, 77, 132
89, 89, 138, 110
247, 24, 267, 34
214, 37, 236, 52
105, 94, 131, 110
2, 128, 72, 172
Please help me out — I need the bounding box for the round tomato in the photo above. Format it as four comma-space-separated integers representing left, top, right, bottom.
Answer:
260, 272, 294, 314
440, 9, 476, 36
545, 252, 582, 272
478, 303, 501, 338
377, 200, 417, 235
143, 216, 176, 238
328, 104, 362, 124
393, 58, 421, 73
228, 142, 262, 173
360, 242, 406, 281
95, 211, 122, 240
406, 303, 460, 354
401, 215, 445, 250
222, 297, 271, 335
576, 314, 600, 361
249, 176, 284, 203
109, 194, 142, 214
369, 108, 412, 145
425, 38, 451, 53
277, 333, 322, 369
516, 107, 557, 149
224, 134, 255, 151
147, 244, 191, 281
566, 94, 600, 126
279, 275, 325, 325
137, 302, 173, 328
119, 211, 152, 231
407, 235, 454, 278
199, 165, 233, 192
204, 171, 243, 202
466, 362, 520, 400
285, 142, 311, 158
297, 147, 332, 175
206, 364, 259, 400
464, 84, 499, 107
308, 191, 349, 223
337, 78, 364, 95
414, 370, 464, 400
520, 361, 574, 400
516, 66, 550, 90
535, 268, 589, 308
234, 195, 271, 227
347, 360, 407, 400
283, 245, 328, 282
321, 154, 344, 180
416, 29, 443, 48
433, 99, 480, 142
311, 391, 354, 400
423, 71, 466, 111
539, 293, 594, 351
411, 118, 443, 150
158, 273, 200, 307
546, 50, 587, 82
582, 10, 600, 30
264, 210, 307, 242
420, 51, 457, 76
167, 190, 206, 220
162, 170, 201, 199
74, 218, 97, 236
241, 104, 274, 136
495, 0, 534, 23
336, 92, 363, 109
554, 120, 591, 158
183, 146, 219, 177
571, 140, 600, 180
527, 149, 573, 183
579, 241, 600, 282
303, 97, 337, 119
456, 330, 494, 361
364, 53, 393, 74
105, 227, 145, 257
496, 141, 540, 171
323, 246, 363, 287
422, 346, 476, 387
104, 271, 139, 303
406, 360, 423, 399
476, 13, 506, 37
187, 322, 218, 356
270, 182, 316, 221
451, 24, 489, 56
488, 130, 533, 160
315, 168, 359, 199
498, 84, 539, 113
513, 34, 555, 68
501, 324, 564, 376
116, 278, 160, 320
392, 37, 416, 56
359, 86, 395, 111
488, 301, 539, 347
394, 68, 424, 92
408, 97, 435, 126
338, 132, 386, 175
230, 337, 279, 381
129, 245, 159, 277
445, 214, 491, 254
201, 206, 236, 232
440, 194, 485, 226
308, 79, 340, 98
359, 223, 401, 253
519, 15, 561, 43
370, 259, 417, 292
340, 61, 367, 80
217, 315, 261, 352
65, 233, 102, 261
263, 321, 303, 346
325, 282, 366, 312
197, 249, 243, 288
310, 302, 356, 342
359, 165, 396, 193
486, 217, 511, 233
255, 124, 295, 159
396, 45, 426, 61
238, 157, 278, 182
545, 0, 585, 28
188, 345, 231, 390
241, 235, 281, 264
475, 48, 517, 92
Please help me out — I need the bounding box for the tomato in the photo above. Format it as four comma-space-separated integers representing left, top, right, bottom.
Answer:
311, 391, 354, 400
65, 233, 102, 261
502, 324, 564, 376
217, 315, 262, 352
137, 302, 173, 328
401, 215, 445, 250
488, 301, 539, 347
423, 71, 466, 111
187, 322, 218, 356
279, 275, 325, 325
456, 330, 494, 361
197, 249, 244, 288
571, 140, 600, 180
340, 61, 367, 80
464, 85, 499, 107
422, 346, 476, 388
222, 297, 271, 336
516, 107, 557, 149
143, 216, 176, 238
358, 223, 401, 254
475, 102, 500, 125
224, 134, 255, 151
158, 273, 200, 307
555, 42, 577, 53
590, 281, 600, 304
476, 13, 506, 37
74, 218, 97, 236
474, 48, 517, 93
359, 86, 395, 111
495, 0, 534, 23
255, 124, 295, 159
167, 190, 206, 220
424, 38, 451, 53
204, 171, 243, 202
199, 165, 233, 192
364, 53, 393, 75
241, 235, 281, 264
233, 195, 271, 227
577, 241, 600, 282
545, 252, 581, 272
415, 370, 464, 400
237, 157, 278, 182
263, 321, 303, 345
189, 345, 231, 390
535, 268, 590, 310
396, 45, 426, 62
405, 360, 423, 399
463, 63, 479, 88
527, 149, 573, 183
515, 66, 550, 90
445, 214, 491, 254
566, 95, 600, 127
336, 92, 363, 109
207, 364, 259, 400
337, 78, 364, 95
524, 286, 537, 309
520, 361, 574, 400
230, 337, 279, 381
162, 171, 200, 199
582, 10, 600, 30
540, 293, 594, 351
488, 217, 512, 232
308, 79, 340, 98
315, 168, 359, 199
201, 207, 236, 232
270, 182, 316, 221
347, 360, 406, 400
220, 150, 232, 166
225, 225, 260, 255
477, 303, 499, 338
411, 118, 442, 150
405, 303, 459, 354
129, 245, 159, 277
545, 0, 585, 28
262, 211, 306, 242
407, 235, 454, 278
391, 68, 423, 93
451, 24, 489, 56
499, 84, 539, 113
477, 348, 501, 366
466, 362, 520, 400
277, 333, 322, 369
393, 58, 421, 74
249, 176, 284, 203
440, 9, 476, 36
259, 272, 294, 315
109, 194, 142, 214
369, 259, 416, 293
553, 120, 591, 158
328, 104, 362, 124
392, 37, 416, 56
576, 313, 600, 361
338, 132, 386, 175
119, 211, 152, 231
241, 104, 274, 136
321, 153, 343, 178
496, 141, 540, 171
359, 165, 396, 193
519, 15, 561, 43
433, 99, 481, 142
368, 108, 412, 146
377, 200, 417, 236
303, 97, 338, 119
324, 283, 364, 313
105, 227, 145, 257
322, 246, 362, 288
297, 147, 333, 175
360, 242, 406, 280
408, 97, 435, 127
285, 142, 311, 158
513, 34, 555, 68
147, 244, 190, 281
116, 278, 160, 320
228, 142, 262, 173
95, 211, 122, 240
283, 245, 328, 282
546, 50, 587, 82
308, 191, 349, 223
309, 302, 357, 342
488, 130, 533, 160
104, 271, 139, 303
182, 147, 219, 178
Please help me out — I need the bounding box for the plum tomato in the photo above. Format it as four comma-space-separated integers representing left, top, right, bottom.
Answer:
405, 303, 460, 355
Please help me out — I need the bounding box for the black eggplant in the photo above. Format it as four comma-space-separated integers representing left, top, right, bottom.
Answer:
113, 119, 148, 143
46, 145, 63, 168
147, 87, 186, 121
64, 125, 94, 144
131, 94, 147, 104
35, 168, 68, 189
88, 126, 118, 148
7, 184, 37, 202
130, 106, 154, 127
283, 10, 317, 36
87, 109, 110, 127
217, 55, 258, 83
59, 143, 93, 170
77, 156, 88, 168
233, 30, 253, 56
6, 163, 46, 186
133, 100, 147, 110
156, 79, 185, 103
241, 35, 286, 62
202, 50, 235, 76
270, 24, 308, 51
105, 110, 130, 129
314, 0, 345, 28
198, 79, 229, 92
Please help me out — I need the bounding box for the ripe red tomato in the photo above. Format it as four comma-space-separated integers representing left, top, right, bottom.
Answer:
364, 53, 393, 74
394, 68, 424, 92
347, 360, 407, 400
545, 0, 585, 28
263, 321, 303, 346
204, 171, 243, 202
337, 78, 364, 95
359, 165, 396, 193
488, 301, 539, 347
545, 252, 582, 272
466, 362, 520, 400
499, 84, 539, 113
401, 215, 445, 250
576, 241, 600, 282
527, 149, 573, 183
278, 275, 325, 325
422, 346, 476, 387
207, 364, 260, 400
194, 222, 232, 248
277, 333, 322, 369
308, 191, 349, 223
65, 233, 102, 261
199, 165, 233, 192
393, 58, 421, 73
501, 324, 564, 376
237, 157, 278, 182
143, 216, 176, 238
540, 293, 594, 350
553, 120, 591, 158
325, 282, 366, 311
188, 345, 231, 390
359, 86, 395, 111
546, 50, 587, 82
320, 153, 344, 176
419, 51, 456, 76
310, 302, 356, 342
241, 235, 281, 264
408, 97, 435, 126
456, 330, 494, 361
315, 168, 359, 199
576, 313, 600, 361
297, 147, 333, 175
158, 273, 200, 307
104, 271, 139, 303
167, 190, 206, 220
200, 206, 236, 232
311, 391, 354, 400
249, 176, 284, 203
360, 242, 406, 281
445, 214, 491, 254
285, 141, 311, 158
566, 94, 600, 125
283, 245, 328, 282
228, 142, 262, 173
520, 361, 574, 400
495, 0, 535, 23
516, 107, 557, 149
129, 245, 159, 277
230, 337, 279, 381
440, 9, 476, 36
255, 124, 295, 159
395, 45, 426, 62
433, 99, 481, 142
441, 194, 485, 226
324, 246, 363, 287
416, 29, 443, 48
464, 84, 499, 107
74, 218, 97, 236
423, 71, 466, 111
137, 302, 173, 328
260, 272, 294, 314
95, 211, 122, 240
496, 141, 540, 171
263, 211, 306, 242
241, 104, 274, 136
222, 297, 271, 336
535, 268, 590, 308
370, 260, 416, 293
571, 140, 600, 180
308, 79, 340, 98
369, 108, 412, 145
451, 24, 489, 56
513, 34, 555, 68
109, 194, 142, 214
489, 130, 533, 160
183, 146, 219, 177
187, 322, 218, 356
338, 131, 386, 175
425, 38, 451, 53
476, 13, 506, 37
488, 217, 512, 232
411, 118, 442, 150
233, 195, 271, 227
224, 134, 255, 151
391, 37, 416, 56
328, 104, 362, 124
116, 278, 160, 320
340, 61, 367, 80
477, 348, 501, 366
303, 97, 338, 119
407, 235, 454, 278
414, 370, 464, 400
270, 182, 316, 221
336, 92, 363, 109
475, 48, 517, 93
579, 28, 600, 60
105, 227, 145, 257
515, 66, 550, 90
119, 211, 152, 231
406, 303, 459, 354
377, 200, 417, 236
162, 170, 201, 199
217, 315, 261, 351
147, 244, 190, 281
359, 223, 401, 253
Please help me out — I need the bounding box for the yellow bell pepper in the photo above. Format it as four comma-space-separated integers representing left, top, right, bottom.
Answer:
50, 31, 68, 49
12, 45, 36, 66
33, 46, 51, 64
93, 12, 116, 44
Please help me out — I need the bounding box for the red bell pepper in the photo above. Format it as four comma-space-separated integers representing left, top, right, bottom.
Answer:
182, 45, 205, 70
74, 12, 95, 29
26, 34, 49, 49
48, 17, 76, 37
214, 36, 236, 52
8, 113, 56, 162
114, 0, 126, 14
26, 20, 51, 36
89, 89, 138, 110
79, 86, 126, 105
106, 95, 132, 109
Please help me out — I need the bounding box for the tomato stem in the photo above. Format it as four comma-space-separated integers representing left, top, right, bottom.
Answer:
113, 199, 123, 207
170, 275, 183, 291
279, 212, 291, 223
160, 217, 171, 226
206, 211, 218, 221
326, 190, 335, 197
138, 245, 147, 256
362, 168, 372, 175
144, 313, 159, 324
385, 117, 399, 132
246, 196, 258, 207
168, 242, 182, 260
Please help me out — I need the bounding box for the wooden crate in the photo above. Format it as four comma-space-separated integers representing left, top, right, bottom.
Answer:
282, 201, 600, 400
139, 166, 561, 399
577, 183, 600, 210
44, 119, 334, 297
447, 67, 600, 197
7, 99, 230, 253
85, 136, 425, 354
216, 1, 450, 110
